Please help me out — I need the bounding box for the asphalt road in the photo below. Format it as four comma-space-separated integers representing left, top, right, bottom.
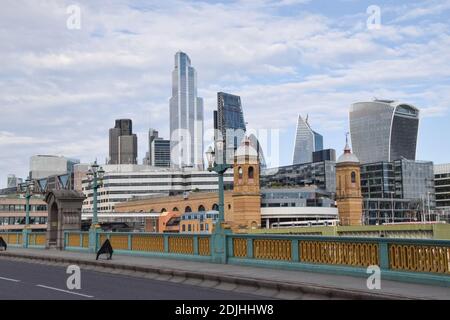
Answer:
0, 258, 264, 300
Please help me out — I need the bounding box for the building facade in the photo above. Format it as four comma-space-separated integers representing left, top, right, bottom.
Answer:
349, 99, 420, 164
82, 165, 234, 213
169, 51, 204, 170
261, 161, 336, 193
7, 175, 23, 188
30, 155, 79, 180
293, 115, 323, 165
434, 164, 450, 221
143, 129, 159, 166
0, 196, 48, 231
109, 119, 138, 165
214, 92, 247, 164
313, 149, 336, 163
360, 159, 435, 224
151, 138, 171, 167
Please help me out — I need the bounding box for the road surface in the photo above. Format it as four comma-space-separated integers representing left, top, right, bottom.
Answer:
0, 258, 264, 300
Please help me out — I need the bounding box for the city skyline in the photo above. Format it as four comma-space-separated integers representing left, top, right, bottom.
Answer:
1, 0, 450, 187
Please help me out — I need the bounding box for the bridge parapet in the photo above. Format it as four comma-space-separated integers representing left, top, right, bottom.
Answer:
2, 231, 449, 286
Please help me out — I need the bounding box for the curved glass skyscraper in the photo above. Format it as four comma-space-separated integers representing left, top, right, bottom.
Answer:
170, 52, 204, 170
349, 100, 419, 164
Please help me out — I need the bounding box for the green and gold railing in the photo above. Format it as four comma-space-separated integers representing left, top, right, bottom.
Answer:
58, 231, 450, 285
0, 231, 46, 248
0, 232, 23, 247
63, 231, 212, 260
228, 234, 450, 283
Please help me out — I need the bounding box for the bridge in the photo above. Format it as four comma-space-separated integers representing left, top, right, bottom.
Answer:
1, 229, 449, 299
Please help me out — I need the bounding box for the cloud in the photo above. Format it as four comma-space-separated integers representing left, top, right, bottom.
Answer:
0, 0, 449, 187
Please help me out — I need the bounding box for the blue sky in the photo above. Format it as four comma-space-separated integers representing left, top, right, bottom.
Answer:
1, 0, 450, 187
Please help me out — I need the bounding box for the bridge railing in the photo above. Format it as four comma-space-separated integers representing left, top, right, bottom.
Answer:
227, 234, 450, 279
0, 231, 46, 248
27, 232, 46, 248
64, 231, 90, 251
11, 231, 450, 285
0, 232, 23, 247
63, 231, 212, 261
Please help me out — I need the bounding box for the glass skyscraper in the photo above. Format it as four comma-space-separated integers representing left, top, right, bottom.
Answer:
169, 52, 204, 170
349, 100, 420, 164
214, 92, 246, 164
293, 115, 323, 165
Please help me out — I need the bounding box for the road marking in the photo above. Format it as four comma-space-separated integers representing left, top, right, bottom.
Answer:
0, 276, 21, 282
36, 284, 94, 298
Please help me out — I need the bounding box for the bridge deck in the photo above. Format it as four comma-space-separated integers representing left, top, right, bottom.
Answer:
1, 247, 449, 300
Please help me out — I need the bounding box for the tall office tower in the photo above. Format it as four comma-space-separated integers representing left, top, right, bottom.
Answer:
293, 115, 323, 165
214, 92, 247, 164
109, 119, 138, 165
349, 99, 420, 164
169, 51, 204, 170
143, 129, 159, 165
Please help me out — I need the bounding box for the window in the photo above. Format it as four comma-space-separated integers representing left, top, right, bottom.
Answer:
248, 166, 254, 180
351, 172, 356, 184
188, 224, 192, 232
198, 205, 205, 212
238, 167, 243, 180
185, 206, 192, 213
212, 204, 219, 211
173, 207, 179, 212
182, 225, 186, 232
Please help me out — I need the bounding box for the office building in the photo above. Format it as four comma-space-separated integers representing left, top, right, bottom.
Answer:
360, 159, 435, 224
214, 92, 246, 164
109, 119, 138, 165
30, 155, 80, 180
261, 161, 336, 193
169, 51, 204, 170
434, 164, 450, 222
293, 115, 323, 165
313, 149, 336, 163
143, 129, 159, 166
349, 100, 420, 164
0, 196, 47, 231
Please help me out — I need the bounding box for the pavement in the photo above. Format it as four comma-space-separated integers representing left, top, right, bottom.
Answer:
1, 247, 449, 300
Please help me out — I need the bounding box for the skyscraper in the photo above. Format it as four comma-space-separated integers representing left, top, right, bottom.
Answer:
214, 92, 246, 164
349, 100, 420, 164
169, 51, 204, 170
143, 129, 159, 165
292, 115, 323, 165
109, 119, 138, 165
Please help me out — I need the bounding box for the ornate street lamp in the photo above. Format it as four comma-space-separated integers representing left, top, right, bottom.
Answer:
206, 140, 233, 264
206, 140, 232, 226
20, 177, 35, 248
86, 160, 105, 252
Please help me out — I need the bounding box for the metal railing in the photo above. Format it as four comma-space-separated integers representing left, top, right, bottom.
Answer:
0, 231, 46, 248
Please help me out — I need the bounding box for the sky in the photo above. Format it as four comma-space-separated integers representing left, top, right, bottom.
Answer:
1, 0, 450, 188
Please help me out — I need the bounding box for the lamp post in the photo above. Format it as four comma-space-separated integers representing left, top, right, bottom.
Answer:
206, 140, 233, 263
86, 161, 105, 252
20, 177, 35, 248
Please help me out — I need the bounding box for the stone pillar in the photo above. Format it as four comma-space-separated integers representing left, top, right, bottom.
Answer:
44, 190, 85, 250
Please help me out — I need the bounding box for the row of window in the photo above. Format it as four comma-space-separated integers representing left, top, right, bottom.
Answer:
181, 223, 210, 232
0, 205, 47, 212
0, 217, 48, 225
